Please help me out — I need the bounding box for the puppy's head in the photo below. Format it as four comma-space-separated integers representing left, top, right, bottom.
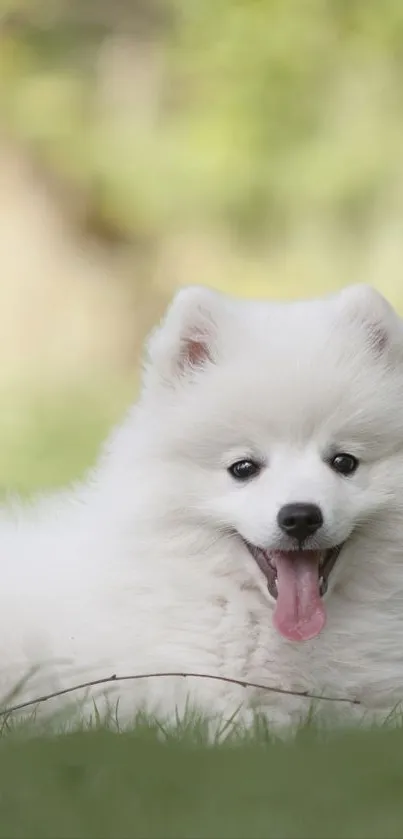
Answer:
141, 283, 403, 642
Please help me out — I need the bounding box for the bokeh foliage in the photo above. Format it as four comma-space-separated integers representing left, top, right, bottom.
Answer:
3, 0, 403, 246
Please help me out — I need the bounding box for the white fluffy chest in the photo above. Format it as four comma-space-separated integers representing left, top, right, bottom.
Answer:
199, 584, 403, 724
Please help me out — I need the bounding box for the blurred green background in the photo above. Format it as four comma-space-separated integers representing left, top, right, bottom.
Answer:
2, 0, 403, 493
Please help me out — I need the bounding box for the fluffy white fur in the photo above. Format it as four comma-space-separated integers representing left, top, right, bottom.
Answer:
2, 282, 403, 732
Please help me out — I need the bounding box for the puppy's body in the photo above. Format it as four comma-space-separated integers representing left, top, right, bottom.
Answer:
2, 284, 403, 731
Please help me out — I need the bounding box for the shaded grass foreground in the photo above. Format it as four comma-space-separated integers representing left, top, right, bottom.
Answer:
0, 722, 402, 839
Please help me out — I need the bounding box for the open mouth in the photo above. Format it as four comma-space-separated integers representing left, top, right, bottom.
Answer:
245, 542, 344, 643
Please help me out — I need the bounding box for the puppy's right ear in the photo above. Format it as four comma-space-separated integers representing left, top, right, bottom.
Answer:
336, 283, 403, 362
143, 286, 225, 389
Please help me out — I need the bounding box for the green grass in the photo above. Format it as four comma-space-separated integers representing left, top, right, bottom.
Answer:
0, 723, 402, 838
0, 381, 401, 838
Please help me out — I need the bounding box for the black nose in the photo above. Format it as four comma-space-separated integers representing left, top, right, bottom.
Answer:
277, 502, 323, 544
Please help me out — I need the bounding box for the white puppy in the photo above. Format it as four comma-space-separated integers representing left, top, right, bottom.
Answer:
1, 283, 403, 732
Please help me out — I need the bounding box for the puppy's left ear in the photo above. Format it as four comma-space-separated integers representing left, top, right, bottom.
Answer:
337, 284, 403, 361
143, 285, 228, 389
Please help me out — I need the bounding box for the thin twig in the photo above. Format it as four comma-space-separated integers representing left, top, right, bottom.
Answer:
0, 671, 360, 717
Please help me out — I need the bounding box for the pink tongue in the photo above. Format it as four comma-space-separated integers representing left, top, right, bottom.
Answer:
272, 551, 326, 642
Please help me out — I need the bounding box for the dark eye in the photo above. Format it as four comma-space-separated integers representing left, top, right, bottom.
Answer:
228, 459, 261, 481
330, 453, 359, 476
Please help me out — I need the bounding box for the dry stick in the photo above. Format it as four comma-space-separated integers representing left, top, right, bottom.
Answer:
0, 671, 360, 717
